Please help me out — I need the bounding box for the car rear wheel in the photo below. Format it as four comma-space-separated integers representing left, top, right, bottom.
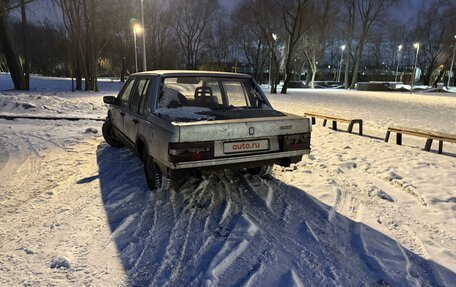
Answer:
246, 164, 273, 179
102, 119, 124, 148
143, 149, 163, 191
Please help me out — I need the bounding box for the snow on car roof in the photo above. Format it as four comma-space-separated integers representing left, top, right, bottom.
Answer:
131, 70, 252, 78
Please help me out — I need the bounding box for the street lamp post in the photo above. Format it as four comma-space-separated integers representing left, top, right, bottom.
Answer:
447, 35, 456, 88
133, 24, 143, 73
337, 45, 346, 82
410, 42, 420, 94
140, 0, 147, 71
395, 45, 403, 82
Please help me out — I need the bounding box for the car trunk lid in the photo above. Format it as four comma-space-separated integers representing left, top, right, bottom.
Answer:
175, 114, 311, 142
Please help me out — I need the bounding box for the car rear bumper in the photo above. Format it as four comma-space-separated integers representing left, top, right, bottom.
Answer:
165, 149, 310, 170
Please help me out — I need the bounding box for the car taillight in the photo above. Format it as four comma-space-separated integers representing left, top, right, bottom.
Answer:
280, 133, 311, 151
168, 141, 214, 163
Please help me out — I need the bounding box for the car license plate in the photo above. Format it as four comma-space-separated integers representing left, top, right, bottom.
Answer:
224, 139, 269, 154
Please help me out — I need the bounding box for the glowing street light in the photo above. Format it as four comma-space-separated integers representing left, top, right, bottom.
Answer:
395, 44, 403, 82
133, 23, 143, 73
448, 35, 456, 88
337, 45, 346, 82
410, 42, 420, 94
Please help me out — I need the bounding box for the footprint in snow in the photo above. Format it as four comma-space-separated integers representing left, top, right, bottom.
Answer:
376, 190, 394, 202
383, 170, 403, 181
50, 256, 71, 269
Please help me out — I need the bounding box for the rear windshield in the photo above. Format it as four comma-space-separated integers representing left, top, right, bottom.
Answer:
157, 77, 267, 110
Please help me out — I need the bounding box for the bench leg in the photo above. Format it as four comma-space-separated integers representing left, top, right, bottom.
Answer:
385, 131, 391, 142
438, 141, 443, 154
311, 117, 316, 125
348, 120, 363, 136
323, 119, 327, 127
348, 122, 354, 134
396, 133, 402, 145
332, 121, 337, 131
424, 139, 433, 151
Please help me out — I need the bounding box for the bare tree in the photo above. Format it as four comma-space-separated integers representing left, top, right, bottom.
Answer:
56, 0, 112, 91
9, 19, 68, 76
249, 0, 284, 93
19, 0, 29, 89
342, 0, 398, 88
411, 0, 455, 86
299, 0, 334, 88
169, 0, 219, 69
55, 0, 83, 90
0, 0, 33, 90
104, 0, 135, 81
275, 0, 314, 94
233, 0, 269, 82
146, 0, 176, 69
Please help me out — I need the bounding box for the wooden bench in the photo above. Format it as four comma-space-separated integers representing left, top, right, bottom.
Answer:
385, 126, 456, 154
304, 112, 363, 136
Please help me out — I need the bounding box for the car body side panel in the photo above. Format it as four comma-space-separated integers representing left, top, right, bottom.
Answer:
110, 106, 126, 132
139, 114, 179, 166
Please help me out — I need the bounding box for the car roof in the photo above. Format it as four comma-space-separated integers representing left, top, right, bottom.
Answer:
131, 70, 252, 79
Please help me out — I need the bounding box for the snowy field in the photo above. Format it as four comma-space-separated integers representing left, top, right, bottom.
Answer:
0, 75, 455, 286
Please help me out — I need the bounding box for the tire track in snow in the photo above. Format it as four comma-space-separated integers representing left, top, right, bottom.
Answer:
240, 175, 342, 285
0, 138, 9, 172
151, 178, 216, 286
171, 179, 211, 279
242, 174, 275, 211
0, 132, 54, 216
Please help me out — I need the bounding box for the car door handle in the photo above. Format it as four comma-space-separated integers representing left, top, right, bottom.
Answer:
133, 119, 139, 124
120, 111, 125, 117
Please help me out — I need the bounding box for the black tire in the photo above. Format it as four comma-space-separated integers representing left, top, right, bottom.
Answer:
143, 148, 163, 191
102, 119, 124, 148
246, 165, 273, 179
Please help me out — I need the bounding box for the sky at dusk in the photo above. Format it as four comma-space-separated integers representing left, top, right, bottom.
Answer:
219, 0, 242, 11
24, 0, 242, 23
23, 0, 421, 24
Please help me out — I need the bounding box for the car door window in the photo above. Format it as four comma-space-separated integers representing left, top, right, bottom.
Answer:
141, 76, 160, 116
118, 79, 135, 107
130, 79, 149, 114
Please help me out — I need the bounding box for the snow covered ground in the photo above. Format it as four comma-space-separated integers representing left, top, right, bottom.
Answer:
0, 75, 455, 286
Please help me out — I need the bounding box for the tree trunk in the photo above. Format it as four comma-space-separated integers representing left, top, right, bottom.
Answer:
305, 69, 311, 85
270, 53, 279, 94
90, 0, 98, 92
0, 7, 27, 90
344, 43, 352, 89
20, 0, 30, 90
75, 54, 82, 90
350, 41, 365, 89
281, 38, 294, 94
310, 69, 316, 88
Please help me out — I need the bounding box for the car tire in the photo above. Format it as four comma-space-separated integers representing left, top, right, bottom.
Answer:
102, 119, 124, 148
143, 149, 163, 191
246, 165, 273, 179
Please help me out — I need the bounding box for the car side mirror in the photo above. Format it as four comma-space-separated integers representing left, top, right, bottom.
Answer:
103, 96, 117, 105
